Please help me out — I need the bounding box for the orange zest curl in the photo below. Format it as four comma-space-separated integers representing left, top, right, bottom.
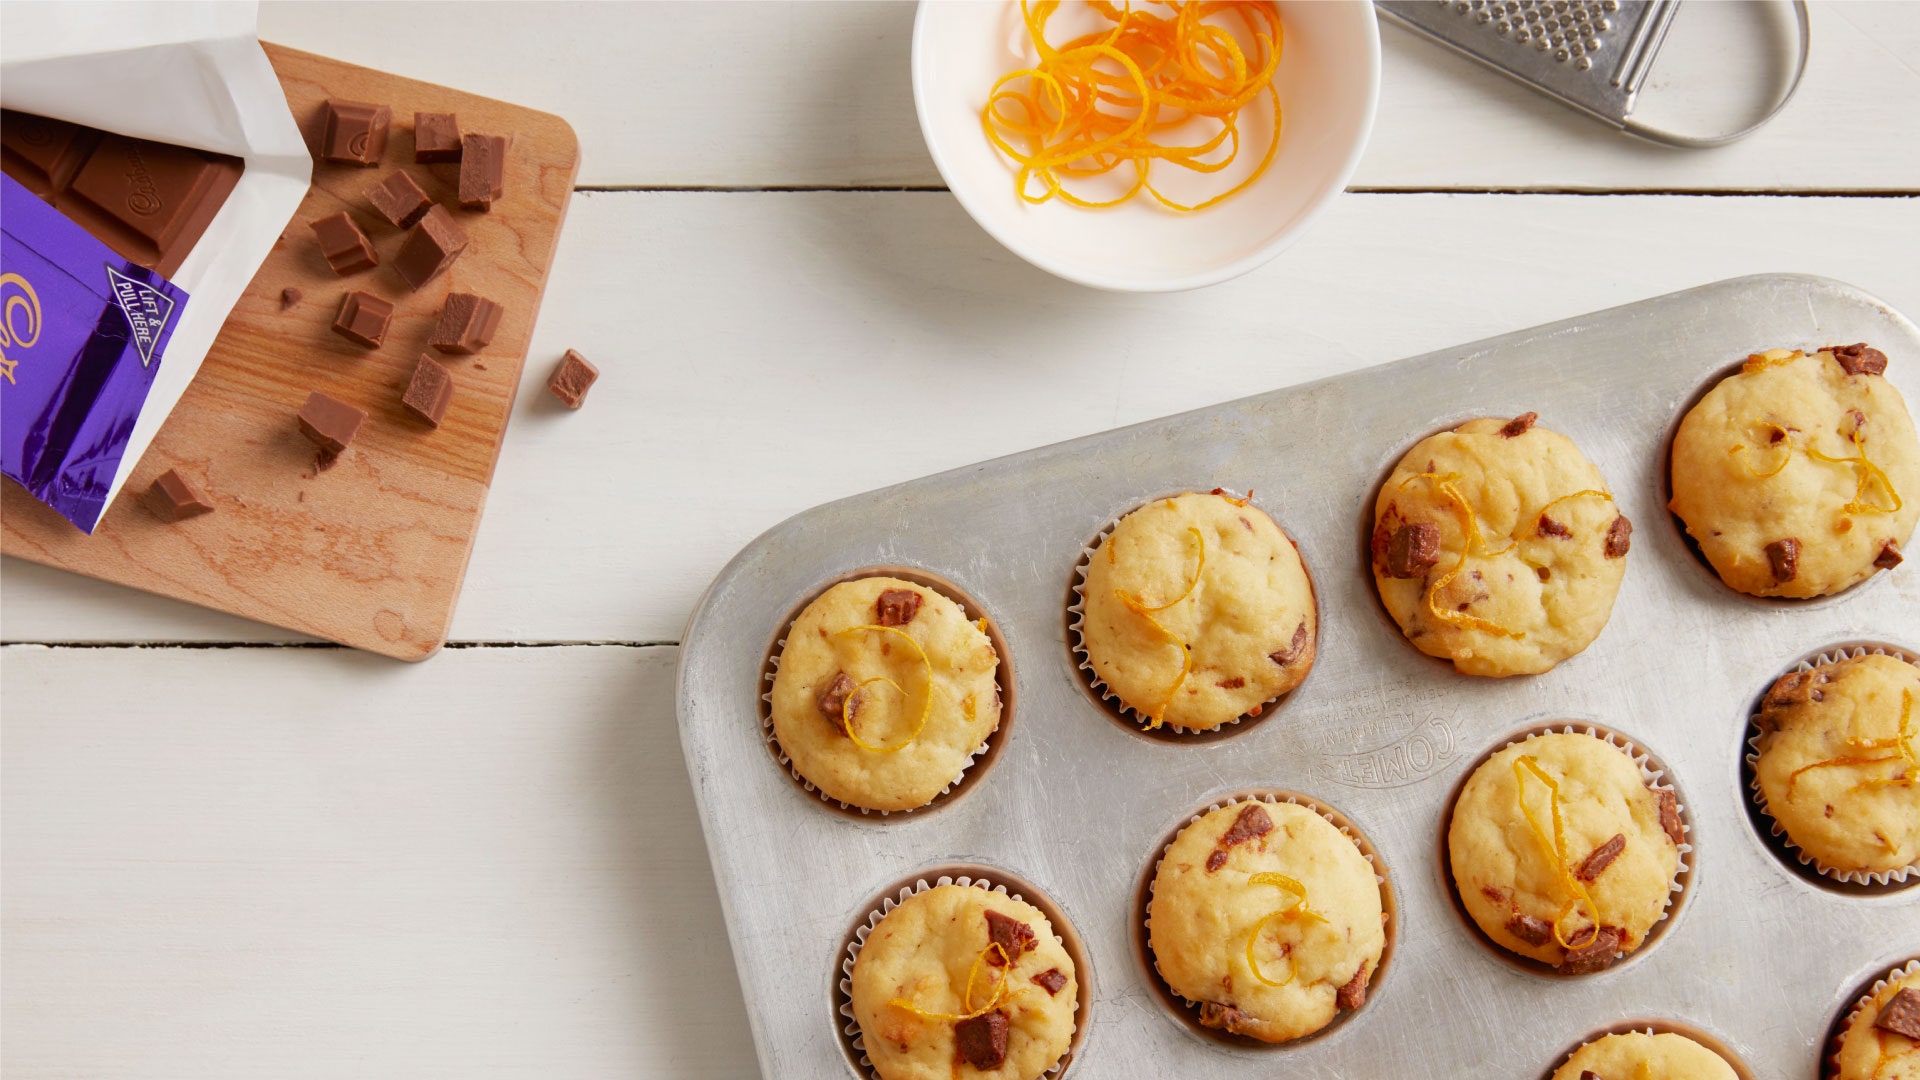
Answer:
982, 0, 1283, 213
889, 943, 1020, 1021
1732, 421, 1795, 479
1741, 348, 1803, 374
1512, 756, 1603, 952
832, 625, 934, 753
1244, 872, 1329, 987
1806, 427, 1903, 516
1529, 489, 1615, 536
1114, 525, 1205, 729
1787, 688, 1918, 798
1399, 472, 1524, 640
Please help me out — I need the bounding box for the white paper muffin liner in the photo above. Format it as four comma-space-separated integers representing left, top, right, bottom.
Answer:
1827, 958, 1920, 1080
1140, 790, 1393, 1046
837, 871, 1084, 1080
1068, 490, 1314, 737
1547, 1020, 1757, 1080
1451, 724, 1694, 974
1746, 644, 1920, 887
761, 573, 1006, 816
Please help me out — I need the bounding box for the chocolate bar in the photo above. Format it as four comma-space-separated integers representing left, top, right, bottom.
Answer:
297, 392, 365, 454
429, 293, 502, 355
1, 109, 244, 278
310, 212, 377, 274
144, 469, 214, 522
321, 100, 390, 166
414, 112, 462, 163
331, 291, 394, 349
547, 349, 598, 409
402, 354, 455, 427
458, 134, 506, 211
365, 171, 432, 229
394, 205, 467, 291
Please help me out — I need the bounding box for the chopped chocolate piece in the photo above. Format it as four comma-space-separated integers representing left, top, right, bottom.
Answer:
816, 671, 855, 724
1830, 343, 1889, 377
1575, 834, 1626, 882
1556, 925, 1624, 975
983, 910, 1036, 965
330, 291, 394, 349
875, 588, 923, 627
1762, 670, 1815, 715
1580, 1072, 1604, 1080
1198, 1001, 1256, 1036
321, 99, 390, 166
428, 292, 504, 355
953, 1011, 1008, 1070
1875, 987, 1920, 1040
1207, 804, 1273, 871
1876, 539, 1904, 571
280, 286, 303, 310
296, 392, 366, 455
458, 133, 507, 211
547, 349, 599, 409
1269, 621, 1309, 666
1506, 913, 1554, 947
1217, 677, 1246, 689
1336, 962, 1370, 1010
1537, 514, 1571, 538
402, 354, 455, 427
1499, 411, 1538, 438
1653, 786, 1684, 846
365, 170, 432, 228
310, 212, 378, 274
1536, 566, 1551, 581
1386, 521, 1441, 578
143, 469, 213, 522
1765, 537, 1799, 583
413, 111, 462, 163
393, 205, 468, 290
1604, 515, 1632, 558
1, 110, 100, 197
1032, 968, 1068, 996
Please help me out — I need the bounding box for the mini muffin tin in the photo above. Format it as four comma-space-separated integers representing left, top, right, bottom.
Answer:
676, 274, 1920, 1078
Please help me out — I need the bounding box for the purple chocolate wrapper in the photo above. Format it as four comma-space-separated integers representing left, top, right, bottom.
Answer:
2, 173, 187, 532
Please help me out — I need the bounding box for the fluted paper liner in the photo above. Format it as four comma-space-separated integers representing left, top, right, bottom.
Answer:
1825, 957, 1920, 1080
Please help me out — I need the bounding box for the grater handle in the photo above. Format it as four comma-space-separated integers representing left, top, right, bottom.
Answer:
1621, 0, 1810, 148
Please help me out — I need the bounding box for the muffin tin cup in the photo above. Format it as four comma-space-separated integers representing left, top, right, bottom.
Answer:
1135, 790, 1396, 1050
1824, 957, 1920, 1080
761, 567, 1015, 818
835, 865, 1091, 1080
1067, 490, 1317, 743
1744, 642, 1920, 890
1441, 723, 1695, 977
1540, 1019, 1758, 1080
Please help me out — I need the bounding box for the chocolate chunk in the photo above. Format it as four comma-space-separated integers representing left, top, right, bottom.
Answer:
1653, 786, 1684, 846
1217, 676, 1247, 689
983, 910, 1036, 966
365, 170, 432, 228
413, 112, 462, 163
1506, 913, 1554, 947
1536, 566, 1551, 581
1336, 962, 1370, 1010
953, 1010, 1008, 1070
1207, 804, 1273, 871
1198, 1001, 1257, 1036
1, 110, 100, 197
458, 133, 507, 211
1032, 968, 1068, 996
393, 204, 468, 291
816, 671, 855, 724
321, 100, 390, 165
143, 469, 213, 522
297, 392, 366, 455
310, 212, 378, 274
429, 293, 504, 355
1499, 411, 1538, 438
402, 354, 455, 427
1269, 621, 1309, 666
280, 286, 303, 310
1765, 537, 1799, 583
1386, 521, 1441, 578
875, 589, 923, 627
1537, 514, 1571, 538
1604, 515, 1632, 558
1580, 1072, 1604, 1080
1762, 670, 1816, 715
1556, 925, 1624, 975
1876, 540, 1904, 571
1575, 834, 1626, 882
547, 349, 599, 409
1875, 987, 1920, 1040
331, 290, 394, 349
1830, 343, 1889, 377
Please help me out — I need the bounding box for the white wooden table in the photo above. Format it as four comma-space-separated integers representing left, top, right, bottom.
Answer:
4, 2, 1917, 1076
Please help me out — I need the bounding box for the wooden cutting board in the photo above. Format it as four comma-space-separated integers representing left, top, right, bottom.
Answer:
1, 44, 579, 660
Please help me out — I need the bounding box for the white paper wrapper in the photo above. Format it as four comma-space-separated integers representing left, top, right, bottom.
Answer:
2, 1, 310, 528
1828, 958, 1920, 1080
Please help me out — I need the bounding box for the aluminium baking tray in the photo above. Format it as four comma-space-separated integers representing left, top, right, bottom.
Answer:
677, 273, 1920, 1079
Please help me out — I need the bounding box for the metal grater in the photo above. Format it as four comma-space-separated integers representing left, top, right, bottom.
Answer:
1377, 0, 1809, 147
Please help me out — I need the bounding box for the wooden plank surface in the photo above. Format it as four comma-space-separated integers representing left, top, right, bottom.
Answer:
255, 0, 1920, 192
0, 44, 580, 660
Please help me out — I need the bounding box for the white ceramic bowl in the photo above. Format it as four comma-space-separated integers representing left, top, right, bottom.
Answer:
912, 0, 1380, 293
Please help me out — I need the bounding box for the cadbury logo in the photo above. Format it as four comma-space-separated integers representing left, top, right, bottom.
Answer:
0, 272, 42, 386
121, 146, 162, 216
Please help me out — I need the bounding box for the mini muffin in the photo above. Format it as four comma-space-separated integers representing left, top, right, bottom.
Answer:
1833, 963, 1920, 1080
1080, 491, 1315, 730
1669, 345, 1919, 598
1552, 1031, 1740, 1080
1371, 413, 1629, 677
1755, 653, 1920, 878
1147, 800, 1385, 1043
1449, 732, 1683, 974
850, 884, 1077, 1080
769, 577, 1001, 812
